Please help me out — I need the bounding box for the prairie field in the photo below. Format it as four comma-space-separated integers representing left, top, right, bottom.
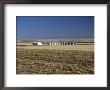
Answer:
16, 41, 94, 74
17, 42, 94, 51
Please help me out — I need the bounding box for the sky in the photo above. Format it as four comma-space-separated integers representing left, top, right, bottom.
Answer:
16, 16, 94, 40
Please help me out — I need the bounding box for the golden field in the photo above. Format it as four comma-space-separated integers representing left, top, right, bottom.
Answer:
17, 42, 94, 51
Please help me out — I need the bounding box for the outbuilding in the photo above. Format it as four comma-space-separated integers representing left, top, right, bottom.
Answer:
49, 41, 76, 45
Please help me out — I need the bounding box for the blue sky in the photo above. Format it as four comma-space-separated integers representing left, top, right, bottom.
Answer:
16, 16, 94, 40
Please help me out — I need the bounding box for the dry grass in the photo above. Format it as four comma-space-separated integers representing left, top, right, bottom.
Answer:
16, 41, 94, 51
17, 45, 94, 51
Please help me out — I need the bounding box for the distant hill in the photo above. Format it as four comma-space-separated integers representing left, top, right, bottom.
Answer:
17, 38, 94, 43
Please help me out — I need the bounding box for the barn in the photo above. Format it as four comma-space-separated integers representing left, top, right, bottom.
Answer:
32, 41, 42, 45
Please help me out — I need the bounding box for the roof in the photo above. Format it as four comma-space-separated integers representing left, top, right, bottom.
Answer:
33, 41, 42, 43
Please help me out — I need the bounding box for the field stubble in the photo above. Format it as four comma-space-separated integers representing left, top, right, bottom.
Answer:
16, 47, 94, 74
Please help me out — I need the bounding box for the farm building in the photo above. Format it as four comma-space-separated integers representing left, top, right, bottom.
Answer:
32, 41, 42, 45
32, 41, 76, 46
49, 41, 75, 45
